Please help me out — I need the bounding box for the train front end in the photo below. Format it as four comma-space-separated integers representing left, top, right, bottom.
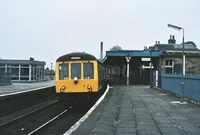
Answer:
55, 60, 99, 94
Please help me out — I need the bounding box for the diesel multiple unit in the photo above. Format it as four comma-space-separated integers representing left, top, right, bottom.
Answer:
55, 52, 106, 97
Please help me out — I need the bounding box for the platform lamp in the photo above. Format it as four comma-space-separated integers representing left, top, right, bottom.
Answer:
149, 48, 153, 88
51, 62, 53, 80
167, 24, 185, 102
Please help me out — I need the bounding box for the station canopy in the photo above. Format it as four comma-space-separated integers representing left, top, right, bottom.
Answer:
103, 50, 162, 65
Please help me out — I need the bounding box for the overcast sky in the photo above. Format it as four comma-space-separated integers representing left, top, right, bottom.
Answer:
0, 0, 200, 68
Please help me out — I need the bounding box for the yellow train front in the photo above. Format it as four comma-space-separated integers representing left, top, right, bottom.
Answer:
55, 52, 106, 100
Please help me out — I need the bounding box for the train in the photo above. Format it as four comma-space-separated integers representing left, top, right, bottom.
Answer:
55, 52, 107, 100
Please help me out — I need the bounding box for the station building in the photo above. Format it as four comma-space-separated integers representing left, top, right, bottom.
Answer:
102, 35, 200, 86
153, 35, 200, 75
0, 58, 46, 83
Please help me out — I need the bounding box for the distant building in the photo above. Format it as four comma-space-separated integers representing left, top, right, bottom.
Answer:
0, 58, 46, 83
44, 67, 55, 80
150, 35, 200, 74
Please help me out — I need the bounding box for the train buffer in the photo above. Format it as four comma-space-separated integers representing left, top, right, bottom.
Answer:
0, 80, 55, 97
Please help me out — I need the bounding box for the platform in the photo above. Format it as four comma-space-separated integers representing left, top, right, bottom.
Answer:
0, 80, 55, 97
71, 85, 200, 135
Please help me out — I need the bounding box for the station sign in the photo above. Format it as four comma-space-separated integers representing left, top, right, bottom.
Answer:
141, 58, 151, 61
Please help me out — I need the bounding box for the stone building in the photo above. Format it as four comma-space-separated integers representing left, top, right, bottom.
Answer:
151, 35, 200, 74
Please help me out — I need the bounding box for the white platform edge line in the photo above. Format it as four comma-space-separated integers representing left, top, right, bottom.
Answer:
0, 85, 55, 97
63, 84, 110, 135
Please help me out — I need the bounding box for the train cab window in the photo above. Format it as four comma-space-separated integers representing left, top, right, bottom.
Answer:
71, 63, 81, 79
84, 63, 94, 79
59, 64, 69, 80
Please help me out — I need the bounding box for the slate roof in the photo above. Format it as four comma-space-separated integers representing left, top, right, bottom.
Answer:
0, 59, 45, 65
153, 43, 199, 51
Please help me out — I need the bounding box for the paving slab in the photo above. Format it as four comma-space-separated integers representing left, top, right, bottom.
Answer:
72, 85, 200, 135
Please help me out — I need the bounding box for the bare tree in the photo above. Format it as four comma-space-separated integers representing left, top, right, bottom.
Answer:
109, 45, 123, 51
185, 41, 197, 48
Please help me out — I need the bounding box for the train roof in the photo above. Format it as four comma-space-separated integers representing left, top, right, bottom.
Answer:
56, 52, 97, 62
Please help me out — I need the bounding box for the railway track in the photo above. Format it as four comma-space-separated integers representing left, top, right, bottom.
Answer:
27, 107, 70, 135
31, 98, 99, 135
0, 97, 58, 127
0, 94, 102, 135
0, 86, 55, 116
0, 84, 106, 135
0, 98, 73, 135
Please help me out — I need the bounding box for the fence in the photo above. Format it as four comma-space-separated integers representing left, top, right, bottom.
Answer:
153, 73, 200, 102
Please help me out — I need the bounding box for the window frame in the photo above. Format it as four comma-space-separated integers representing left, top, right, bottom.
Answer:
165, 59, 174, 74
59, 63, 69, 80
83, 62, 94, 79
165, 59, 173, 67
71, 63, 82, 79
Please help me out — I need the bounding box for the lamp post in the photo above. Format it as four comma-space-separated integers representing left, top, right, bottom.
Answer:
150, 49, 153, 88
51, 62, 53, 80
167, 24, 185, 102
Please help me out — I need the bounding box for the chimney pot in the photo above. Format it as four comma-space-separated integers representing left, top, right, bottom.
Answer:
100, 42, 103, 59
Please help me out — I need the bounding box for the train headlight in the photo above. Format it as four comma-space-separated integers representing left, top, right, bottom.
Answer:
61, 86, 66, 91
87, 85, 92, 92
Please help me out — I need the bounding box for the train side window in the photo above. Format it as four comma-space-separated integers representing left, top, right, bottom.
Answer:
71, 63, 81, 79
84, 63, 94, 79
59, 63, 69, 80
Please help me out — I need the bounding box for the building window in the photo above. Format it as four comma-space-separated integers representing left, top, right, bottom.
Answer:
165, 68, 173, 74
165, 59, 173, 74
21, 68, 29, 76
31, 67, 36, 79
165, 59, 173, 67
0, 64, 5, 68
11, 68, 19, 76
0, 67, 5, 73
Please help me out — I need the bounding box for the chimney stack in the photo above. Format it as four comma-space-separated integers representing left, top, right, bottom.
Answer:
168, 35, 176, 44
100, 42, 103, 60
155, 41, 160, 44
30, 57, 34, 61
